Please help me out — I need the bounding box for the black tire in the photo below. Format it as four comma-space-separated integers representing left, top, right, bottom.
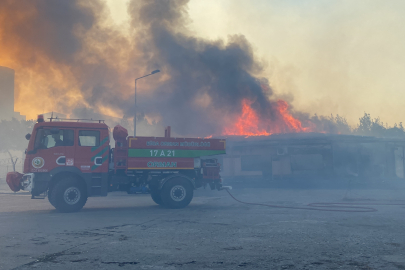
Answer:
150, 188, 163, 205
50, 177, 88, 213
161, 177, 193, 209
48, 187, 56, 207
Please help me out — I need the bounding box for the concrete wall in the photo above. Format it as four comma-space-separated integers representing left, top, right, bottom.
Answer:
220, 137, 405, 181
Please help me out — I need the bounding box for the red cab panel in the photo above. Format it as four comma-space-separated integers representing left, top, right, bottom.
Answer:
75, 129, 109, 173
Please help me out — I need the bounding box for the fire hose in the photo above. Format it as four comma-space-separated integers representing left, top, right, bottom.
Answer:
224, 188, 405, 213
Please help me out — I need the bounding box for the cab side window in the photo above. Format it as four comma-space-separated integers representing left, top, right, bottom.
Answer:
35, 129, 74, 149
79, 130, 100, 147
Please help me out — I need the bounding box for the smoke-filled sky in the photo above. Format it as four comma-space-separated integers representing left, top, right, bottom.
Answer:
187, 0, 405, 126
1, 0, 404, 136
108, 0, 405, 125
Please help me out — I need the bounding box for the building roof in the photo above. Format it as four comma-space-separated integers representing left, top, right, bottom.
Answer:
0, 66, 14, 74
226, 132, 405, 147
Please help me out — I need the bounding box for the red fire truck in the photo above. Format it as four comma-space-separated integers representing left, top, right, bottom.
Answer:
6, 115, 226, 212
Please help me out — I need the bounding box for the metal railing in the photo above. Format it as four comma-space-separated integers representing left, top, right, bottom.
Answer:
48, 117, 105, 123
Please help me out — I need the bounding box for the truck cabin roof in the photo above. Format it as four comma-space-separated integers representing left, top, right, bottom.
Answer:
34, 121, 109, 130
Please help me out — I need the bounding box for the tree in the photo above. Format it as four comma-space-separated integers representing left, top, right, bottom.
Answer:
309, 114, 351, 134
334, 114, 351, 134
356, 113, 372, 135
7, 150, 18, 172
354, 113, 405, 138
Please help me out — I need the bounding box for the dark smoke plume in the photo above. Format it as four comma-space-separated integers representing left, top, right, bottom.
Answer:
130, 0, 302, 135
0, 0, 343, 136
0, 0, 135, 121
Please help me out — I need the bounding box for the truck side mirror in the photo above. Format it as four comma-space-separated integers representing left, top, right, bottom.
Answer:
25, 133, 31, 140
27, 149, 37, 154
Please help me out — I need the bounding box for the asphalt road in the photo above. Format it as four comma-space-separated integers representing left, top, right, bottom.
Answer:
1, 180, 405, 269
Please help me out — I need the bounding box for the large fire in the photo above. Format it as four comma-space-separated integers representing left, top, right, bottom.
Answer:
0, 1, 324, 138
223, 99, 313, 136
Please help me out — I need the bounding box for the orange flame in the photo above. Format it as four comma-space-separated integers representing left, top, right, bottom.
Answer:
223, 99, 271, 136
223, 99, 313, 136
277, 100, 312, 132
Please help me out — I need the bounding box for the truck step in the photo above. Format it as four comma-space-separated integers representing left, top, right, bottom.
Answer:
31, 191, 47, 199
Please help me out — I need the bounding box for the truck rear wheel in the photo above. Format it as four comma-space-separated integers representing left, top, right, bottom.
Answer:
50, 177, 88, 213
150, 189, 163, 205
161, 178, 193, 209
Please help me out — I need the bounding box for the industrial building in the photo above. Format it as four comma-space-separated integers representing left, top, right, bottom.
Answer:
219, 133, 405, 184
0, 66, 25, 121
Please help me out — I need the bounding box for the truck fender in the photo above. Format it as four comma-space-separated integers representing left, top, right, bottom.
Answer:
49, 167, 88, 192
158, 174, 196, 190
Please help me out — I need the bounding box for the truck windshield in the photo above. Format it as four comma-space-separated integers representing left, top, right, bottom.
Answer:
34, 129, 74, 149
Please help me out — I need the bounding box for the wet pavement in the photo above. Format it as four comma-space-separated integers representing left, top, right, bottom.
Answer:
1, 179, 405, 269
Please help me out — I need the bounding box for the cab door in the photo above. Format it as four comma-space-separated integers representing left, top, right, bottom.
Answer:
75, 129, 109, 196
30, 128, 74, 173
74, 129, 109, 173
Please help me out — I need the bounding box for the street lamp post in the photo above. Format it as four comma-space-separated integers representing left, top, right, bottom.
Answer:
134, 69, 160, 136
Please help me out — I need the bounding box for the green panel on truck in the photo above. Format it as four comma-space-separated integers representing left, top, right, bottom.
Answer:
128, 149, 226, 158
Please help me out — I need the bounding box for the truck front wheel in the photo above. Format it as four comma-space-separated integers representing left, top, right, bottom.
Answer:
48, 187, 56, 207
161, 178, 193, 209
50, 177, 88, 213
150, 188, 163, 205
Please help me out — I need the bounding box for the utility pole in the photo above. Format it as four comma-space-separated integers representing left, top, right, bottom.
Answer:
134, 70, 160, 136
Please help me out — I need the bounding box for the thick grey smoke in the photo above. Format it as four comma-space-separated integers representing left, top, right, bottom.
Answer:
0, 0, 94, 63
1, 0, 344, 136
129, 0, 307, 136
0, 0, 135, 120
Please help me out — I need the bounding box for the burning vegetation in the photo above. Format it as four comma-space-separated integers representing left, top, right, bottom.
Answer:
223, 99, 313, 136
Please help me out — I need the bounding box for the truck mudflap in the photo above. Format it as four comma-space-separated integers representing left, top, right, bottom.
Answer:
6, 172, 23, 192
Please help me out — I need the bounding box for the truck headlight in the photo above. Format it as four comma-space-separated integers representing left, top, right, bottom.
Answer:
21, 174, 34, 192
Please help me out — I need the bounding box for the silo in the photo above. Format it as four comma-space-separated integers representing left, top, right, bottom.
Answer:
0, 66, 15, 120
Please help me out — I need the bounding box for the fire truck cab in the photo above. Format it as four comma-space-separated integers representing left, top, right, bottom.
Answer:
20, 117, 110, 211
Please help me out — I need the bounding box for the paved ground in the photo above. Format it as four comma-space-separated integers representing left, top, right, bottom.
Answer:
1, 178, 405, 269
